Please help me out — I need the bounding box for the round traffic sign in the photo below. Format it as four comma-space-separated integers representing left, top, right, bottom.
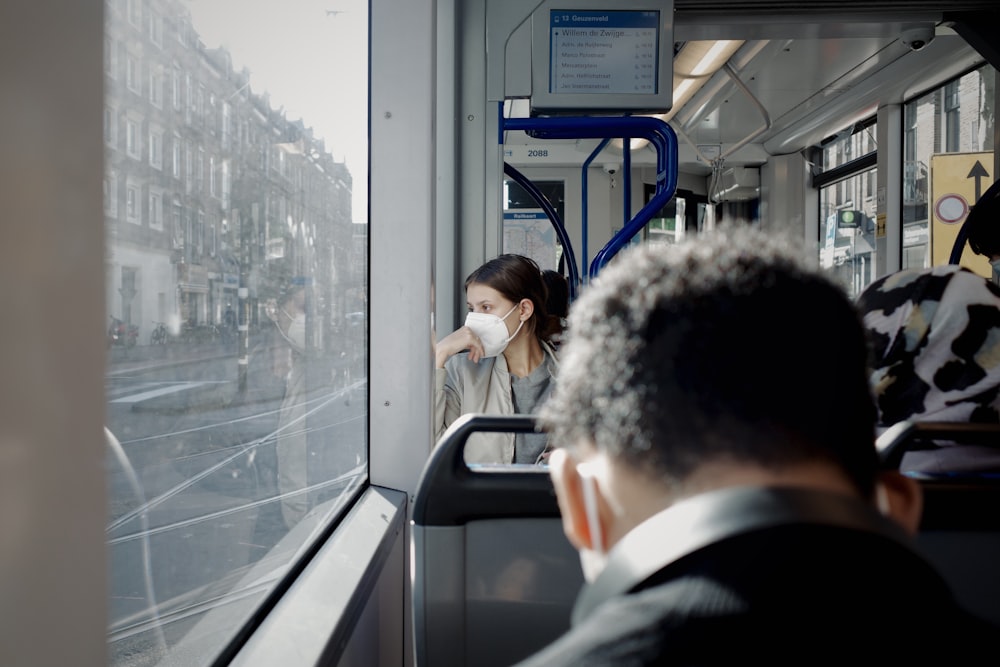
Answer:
935, 193, 969, 224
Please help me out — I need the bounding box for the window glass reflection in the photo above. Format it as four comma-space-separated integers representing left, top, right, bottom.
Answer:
819, 169, 878, 298
103, 1, 368, 663
903, 65, 995, 270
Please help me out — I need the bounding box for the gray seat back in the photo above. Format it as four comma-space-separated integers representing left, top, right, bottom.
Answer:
411, 414, 584, 667
878, 421, 1000, 625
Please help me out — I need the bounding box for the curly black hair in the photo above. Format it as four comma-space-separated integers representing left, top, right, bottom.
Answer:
539, 227, 879, 497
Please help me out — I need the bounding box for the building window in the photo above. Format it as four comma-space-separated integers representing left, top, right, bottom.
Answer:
126, 0, 141, 28
195, 210, 205, 257
172, 136, 181, 179
104, 106, 118, 149
221, 102, 231, 148
221, 159, 230, 209
184, 74, 193, 123
125, 117, 141, 159
148, 12, 162, 46
149, 129, 162, 169
184, 210, 192, 262
944, 81, 961, 152
209, 155, 218, 198
149, 190, 163, 229
172, 69, 181, 110
172, 202, 183, 250
104, 171, 118, 218
149, 69, 162, 108
126, 55, 142, 95
184, 143, 192, 193
195, 147, 204, 192
126, 182, 139, 223
104, 38, 117, 79
904, 103, 917, 161
176, 15, 189, 47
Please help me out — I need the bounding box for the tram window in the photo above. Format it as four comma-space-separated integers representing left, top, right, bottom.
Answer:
813, 118, 879, 298
819, 169, 878, 299
103, 1, 369, 664
641, 186, 712, 245
902, 65, 995, 271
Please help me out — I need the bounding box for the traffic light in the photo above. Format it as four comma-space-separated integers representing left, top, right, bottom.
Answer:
837, 209, 865, 229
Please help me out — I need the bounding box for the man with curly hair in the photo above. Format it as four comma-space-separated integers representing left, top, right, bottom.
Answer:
516, 227, 999, 665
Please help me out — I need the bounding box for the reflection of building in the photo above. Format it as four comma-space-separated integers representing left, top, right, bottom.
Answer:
902, 67, 994, 268
103, 0, 354, 347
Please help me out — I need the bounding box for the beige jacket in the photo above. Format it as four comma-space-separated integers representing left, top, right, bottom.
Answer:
434, 341, 559, 464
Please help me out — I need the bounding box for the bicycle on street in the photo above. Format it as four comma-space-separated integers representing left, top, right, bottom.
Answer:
150, 321, 168, 345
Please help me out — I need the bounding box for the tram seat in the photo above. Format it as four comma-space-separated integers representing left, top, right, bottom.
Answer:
877, 421, 1000, 626
411, 417, 1000, 667
411, 414, 583, 667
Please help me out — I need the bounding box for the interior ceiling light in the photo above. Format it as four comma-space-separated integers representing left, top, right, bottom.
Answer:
611, 40, 744, 152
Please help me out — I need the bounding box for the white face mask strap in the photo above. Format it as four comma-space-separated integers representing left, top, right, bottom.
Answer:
506, 318, 525, 344
501, 303, 520, 321
578, 463, 604, 553
875, 483, 891, 516
503, 300, 528, 341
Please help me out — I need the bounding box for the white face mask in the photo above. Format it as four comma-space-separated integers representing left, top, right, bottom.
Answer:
464, 303, 524, 358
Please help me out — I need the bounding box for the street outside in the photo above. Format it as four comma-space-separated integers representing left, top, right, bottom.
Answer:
103, 334, 366, 666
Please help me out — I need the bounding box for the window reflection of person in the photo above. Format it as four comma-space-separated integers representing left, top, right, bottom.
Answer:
272, 284, 309, 528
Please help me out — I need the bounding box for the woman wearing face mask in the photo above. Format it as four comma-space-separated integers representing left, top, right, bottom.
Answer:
435, 254, 563, 464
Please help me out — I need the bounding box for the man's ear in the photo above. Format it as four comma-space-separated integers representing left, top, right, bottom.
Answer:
548, 448, 603, 551
876, 470, 923, 536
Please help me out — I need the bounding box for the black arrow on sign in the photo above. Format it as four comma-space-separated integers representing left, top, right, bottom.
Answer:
968, 160, 991, 202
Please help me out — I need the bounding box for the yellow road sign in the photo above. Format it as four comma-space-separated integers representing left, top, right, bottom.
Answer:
930, 151, 993, 277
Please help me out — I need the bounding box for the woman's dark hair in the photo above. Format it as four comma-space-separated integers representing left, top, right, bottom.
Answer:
542, 269, 570, 319
466, 254, 562, 343
967, 179, 1000, 258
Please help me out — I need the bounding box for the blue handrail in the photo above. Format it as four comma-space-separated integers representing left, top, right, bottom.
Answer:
502, 115, 678, 279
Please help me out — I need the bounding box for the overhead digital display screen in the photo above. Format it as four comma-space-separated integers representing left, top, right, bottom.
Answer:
529, 2, 673, 115
548, 10, 660, 96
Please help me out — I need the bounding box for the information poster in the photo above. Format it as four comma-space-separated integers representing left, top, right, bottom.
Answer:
503, 210, 557, 271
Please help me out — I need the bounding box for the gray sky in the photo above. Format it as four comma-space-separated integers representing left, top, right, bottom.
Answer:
185, 0, 368, 224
